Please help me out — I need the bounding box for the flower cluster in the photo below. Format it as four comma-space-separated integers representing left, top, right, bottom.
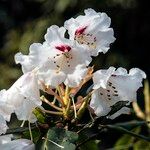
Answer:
0, 8, 146, 148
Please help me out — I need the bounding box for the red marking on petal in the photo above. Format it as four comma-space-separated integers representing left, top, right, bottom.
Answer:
75, 26, 87, 35
55, 45, 71, 52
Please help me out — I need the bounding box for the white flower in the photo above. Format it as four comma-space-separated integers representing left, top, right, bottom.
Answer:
0, 135, 35, 150
15, 25, 92, 87
4, 72, 41, 122
0, 115, 8, 135
90, 67, 146, 118
64, 8, 116, 56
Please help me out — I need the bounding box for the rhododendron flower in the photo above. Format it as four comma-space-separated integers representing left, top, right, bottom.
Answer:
90, 67, 146, 118
15, 25, 92, 87
0, 135, 35, 150
2, 72, 41, 122
64, 8, 115, 56
0, 115, 8, 135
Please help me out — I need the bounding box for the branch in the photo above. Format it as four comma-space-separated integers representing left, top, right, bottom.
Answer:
100, 124, 150, 142
40, 96, 63, 111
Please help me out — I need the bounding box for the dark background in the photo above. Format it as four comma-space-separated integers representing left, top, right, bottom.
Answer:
0, 0, 149, 89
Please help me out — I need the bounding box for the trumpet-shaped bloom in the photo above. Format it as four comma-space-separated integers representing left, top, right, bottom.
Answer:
64, 8, 115, 56
2, 72, 41, 122
90, 67, 146, 118
0, 135, 35, 150
15, 25, 92, 87
0, 115, 8, 135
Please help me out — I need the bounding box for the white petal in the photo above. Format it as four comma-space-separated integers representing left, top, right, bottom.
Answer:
15, 100, 37, 123
18, 72, 41, 106
114, 67, 128, 75
84, 9, 111, 30
5, 72, 41, 122
95, 29, 116, 55
93, 67, 116, 89
60, 43, 91, 74
0, 90, 14, 121
7, 72, 41, 106
0, 138, 35, 150
15, 43, 51, 73
0, 134, 13, 144
129, 68, 146, 79
38, 68, 66, 88
45, 25, 67, 43
65, 64, 88, 87
0, 115, 8, 135
110, 68, 146, 102
64, 18, 78, 40
90, 89, 111, 117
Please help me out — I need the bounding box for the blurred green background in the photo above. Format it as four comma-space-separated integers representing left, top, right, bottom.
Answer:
0, 0, 149, 89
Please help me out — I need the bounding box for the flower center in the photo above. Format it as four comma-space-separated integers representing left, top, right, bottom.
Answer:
74, 27, 97, 49
52, 44, 73, 73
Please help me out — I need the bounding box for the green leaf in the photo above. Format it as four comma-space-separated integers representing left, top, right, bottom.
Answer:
134, 140, 150, 150
40, 127, 78, 150
23, 128, 41, 143
114, 127, 140, 150
33, 108, 46, 123
79, 140, 100, 150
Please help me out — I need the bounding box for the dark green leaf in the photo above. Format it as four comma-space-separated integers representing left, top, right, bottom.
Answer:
79, 140, 100, 150
40, 127, 78, 150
